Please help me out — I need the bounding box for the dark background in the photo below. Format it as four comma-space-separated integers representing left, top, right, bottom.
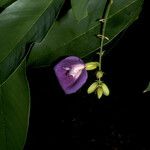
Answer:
25, 1, 150, 150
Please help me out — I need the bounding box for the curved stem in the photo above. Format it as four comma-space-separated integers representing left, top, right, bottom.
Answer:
99, 0, 113, 71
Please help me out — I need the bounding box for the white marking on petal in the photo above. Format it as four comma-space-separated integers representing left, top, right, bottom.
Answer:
69, 64, 85, 79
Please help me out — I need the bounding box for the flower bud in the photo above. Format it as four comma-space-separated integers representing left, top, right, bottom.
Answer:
101, 83, 109, 96
97, 87, 103, 99
96, 71, 103, 79
87, 82, 98, 94
85, 62, 99, 70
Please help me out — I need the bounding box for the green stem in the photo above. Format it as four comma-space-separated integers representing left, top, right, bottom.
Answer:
99, 0, 113, 71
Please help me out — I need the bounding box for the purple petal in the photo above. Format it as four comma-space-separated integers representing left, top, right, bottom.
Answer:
54, 56, 88, 94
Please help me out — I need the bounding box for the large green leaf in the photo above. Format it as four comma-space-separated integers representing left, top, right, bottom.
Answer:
0, 0, 64, 149
28, 0, 143, 67
0, 58, 30, 150
0, 0, 64, 85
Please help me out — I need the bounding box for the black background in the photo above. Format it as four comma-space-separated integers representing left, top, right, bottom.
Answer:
25, 1, 150, 150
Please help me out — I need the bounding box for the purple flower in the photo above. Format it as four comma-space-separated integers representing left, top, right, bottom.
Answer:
54, 56, 88, 94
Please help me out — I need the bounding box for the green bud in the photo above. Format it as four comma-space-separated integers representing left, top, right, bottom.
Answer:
97, 87, 103, 99
96, 71, 103, 79
85, 62, 99, 70
101, 83, 109, 96
87, 82, 98, 94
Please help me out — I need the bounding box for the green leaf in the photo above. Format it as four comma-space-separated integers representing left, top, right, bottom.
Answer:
0, 58, 30, 150
0, 0, 64, 85
28, 0, 143, 68
144, 82, 150, 93
71, 0, 89, 21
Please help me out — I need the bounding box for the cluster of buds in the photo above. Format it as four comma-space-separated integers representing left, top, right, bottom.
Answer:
85, 62, 109, 99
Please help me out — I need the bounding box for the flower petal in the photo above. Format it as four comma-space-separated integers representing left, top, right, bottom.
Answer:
54, 56, 88, 94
